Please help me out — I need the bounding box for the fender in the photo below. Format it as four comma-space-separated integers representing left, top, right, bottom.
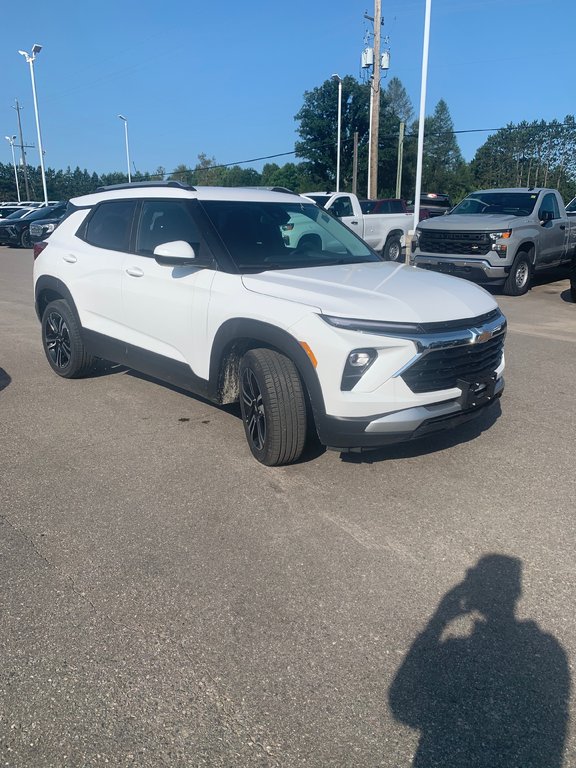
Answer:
209, 318, 327, 420
34, 275, 81, 325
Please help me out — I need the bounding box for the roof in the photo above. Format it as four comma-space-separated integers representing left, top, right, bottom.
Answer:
70, 183, 307, 208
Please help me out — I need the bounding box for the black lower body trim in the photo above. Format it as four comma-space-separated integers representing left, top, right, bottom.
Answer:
82, 328, 210, 399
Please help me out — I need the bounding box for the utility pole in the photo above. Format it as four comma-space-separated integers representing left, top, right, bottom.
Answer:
395, 121, 405, 198
13, 99, 31, 200
368, 0, 382, 199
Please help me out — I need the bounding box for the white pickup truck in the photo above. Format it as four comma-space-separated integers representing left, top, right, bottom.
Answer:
302, 191, 413, 261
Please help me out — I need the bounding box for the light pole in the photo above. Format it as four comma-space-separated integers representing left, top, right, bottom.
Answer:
118, 115, 132, 183
332, 74, 342, 193
18, 44, 48, 205
5, 136, 21, 202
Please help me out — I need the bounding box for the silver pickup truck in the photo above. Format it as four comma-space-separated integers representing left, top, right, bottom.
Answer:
412, 188, 576, 295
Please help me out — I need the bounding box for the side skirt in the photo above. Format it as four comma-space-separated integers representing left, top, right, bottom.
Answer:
82, 329, 211, 400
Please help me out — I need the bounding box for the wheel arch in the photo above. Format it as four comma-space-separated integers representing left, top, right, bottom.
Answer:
35, 275, 81, 326
209, 319, 326, 417
513, 240, 536, 264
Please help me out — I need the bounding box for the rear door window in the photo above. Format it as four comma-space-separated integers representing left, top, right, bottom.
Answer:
82, 200, 137, 251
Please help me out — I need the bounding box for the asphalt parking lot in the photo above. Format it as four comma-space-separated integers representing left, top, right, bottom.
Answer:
1, 245, 575, 767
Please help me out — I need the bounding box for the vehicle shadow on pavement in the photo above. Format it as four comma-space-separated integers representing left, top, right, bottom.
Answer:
0, 367, 11, 391
560, 288, 574, 304
340, 401, 502, 465
388, 554, 570, 768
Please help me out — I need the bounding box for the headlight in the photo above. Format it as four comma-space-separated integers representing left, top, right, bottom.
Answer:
488, 230, 511, 242
44, 223, 56, 234
412, 228, 421, 250
322, 315, 422, 336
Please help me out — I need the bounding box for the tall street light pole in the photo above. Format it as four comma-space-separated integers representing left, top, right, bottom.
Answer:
413, 0, 432, 231
118, 115, 132, 183
5, 136, 21, 202
18, 44, 48, 205
332, 74, 342, 193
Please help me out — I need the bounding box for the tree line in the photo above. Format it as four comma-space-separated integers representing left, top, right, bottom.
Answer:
2, 76, 575, 204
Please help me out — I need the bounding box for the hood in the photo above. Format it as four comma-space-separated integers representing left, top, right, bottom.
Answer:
419, 213, 526, 231
242, 262, 497, 324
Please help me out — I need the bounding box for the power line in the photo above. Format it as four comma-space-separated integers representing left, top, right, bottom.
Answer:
162, 120, 576, 179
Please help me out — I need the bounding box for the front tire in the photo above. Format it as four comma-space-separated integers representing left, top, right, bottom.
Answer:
383, 236, 402, 262
239, 349, 307, 466
20, 228, 32, 249
41, 300, 96, 378
503, 252, 531, 296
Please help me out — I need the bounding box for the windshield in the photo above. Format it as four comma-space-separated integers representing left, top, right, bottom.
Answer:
450, 192, 538, 217
200, 200, 381, 272
565, 197, 576, 213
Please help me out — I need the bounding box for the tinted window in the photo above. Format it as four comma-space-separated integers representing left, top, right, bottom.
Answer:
328, 196, 354, 218
83, 200, 137, 251
136, 200, 200, 255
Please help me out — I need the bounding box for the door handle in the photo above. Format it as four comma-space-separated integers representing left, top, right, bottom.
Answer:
560, 224, 566, 230
125, 266, 144, 277
63, 254, 77, 263
350, 220, 359, 225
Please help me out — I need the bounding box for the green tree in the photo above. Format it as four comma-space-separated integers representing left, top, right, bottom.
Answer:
417, 99, 467, 200
295, 76, 370, 191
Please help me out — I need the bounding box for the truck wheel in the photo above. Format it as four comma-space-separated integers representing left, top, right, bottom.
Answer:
383, 236, 402, 262
239, 348, 307, 466
503, 253, 531, 296
41, 299, 96, 378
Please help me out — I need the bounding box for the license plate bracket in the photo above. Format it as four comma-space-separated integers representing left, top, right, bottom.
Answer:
457, 374, 497, 410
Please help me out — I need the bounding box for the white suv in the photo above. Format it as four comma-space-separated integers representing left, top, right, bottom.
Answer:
33, 182, 506, 465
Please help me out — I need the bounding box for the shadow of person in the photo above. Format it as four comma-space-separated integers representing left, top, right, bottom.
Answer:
388, 555, 570, 767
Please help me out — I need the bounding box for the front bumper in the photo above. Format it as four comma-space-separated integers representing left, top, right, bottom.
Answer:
0, 228, 20, 246
413, 255, 508, 284
316, 378, 504, 450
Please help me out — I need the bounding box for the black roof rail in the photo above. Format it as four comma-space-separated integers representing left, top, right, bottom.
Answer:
95, 180, 196, 193
240, 186, 299, 195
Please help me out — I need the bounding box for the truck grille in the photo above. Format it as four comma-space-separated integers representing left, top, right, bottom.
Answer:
419, 230, 492, 256
401, 334, 505, 393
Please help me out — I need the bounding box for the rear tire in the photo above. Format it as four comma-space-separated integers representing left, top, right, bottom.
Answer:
503, 252, 531, 296
383, 236, 402, 262
239, 349, 307, 466
41, 299, 96, 378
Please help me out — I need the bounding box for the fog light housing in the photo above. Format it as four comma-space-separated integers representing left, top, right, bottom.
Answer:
341, 348, 377, 390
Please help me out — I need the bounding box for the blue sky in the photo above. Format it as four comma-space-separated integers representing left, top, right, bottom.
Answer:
2, 0, 574, 179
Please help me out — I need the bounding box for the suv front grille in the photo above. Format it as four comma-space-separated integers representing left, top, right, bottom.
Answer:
419, 230, 492, 256
401, 334, 504, 393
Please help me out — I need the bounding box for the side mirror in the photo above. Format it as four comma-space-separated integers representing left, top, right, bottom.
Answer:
539, 210, 554, 225
154, 240, 198, 265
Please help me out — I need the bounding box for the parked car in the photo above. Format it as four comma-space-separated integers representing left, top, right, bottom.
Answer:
0, 205, 29, 219
412, 188, 576, 295
418, 192, 453, 218
360, 198, 408, 215
33, 181, 505, 465
29, 205, 69, 244
302, 191, 413, 261
0, 202, 66, 248
565, 196, 576, 216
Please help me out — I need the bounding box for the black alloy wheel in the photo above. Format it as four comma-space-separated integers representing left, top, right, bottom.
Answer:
41, 299, 95, 378
239, 348, 307, 466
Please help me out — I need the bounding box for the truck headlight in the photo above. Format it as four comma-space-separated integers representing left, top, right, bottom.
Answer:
488, 230, 511, 242
412, 228, 421, 251
489, 230, 511, 258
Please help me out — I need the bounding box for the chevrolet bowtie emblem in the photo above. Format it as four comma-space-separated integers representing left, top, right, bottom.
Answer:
472, 325, 501, 343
